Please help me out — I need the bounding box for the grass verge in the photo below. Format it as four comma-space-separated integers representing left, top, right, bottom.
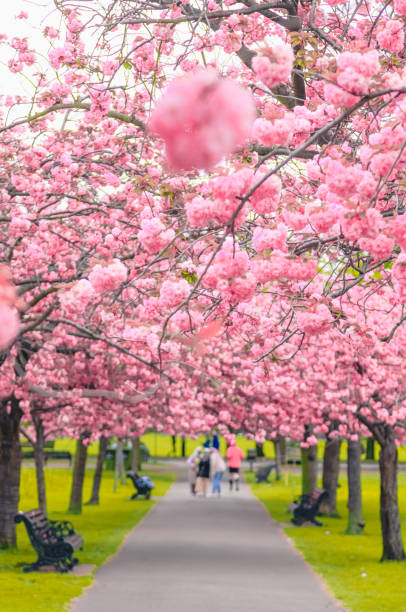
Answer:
247, 470, 406, 612
1, 466, 175, 612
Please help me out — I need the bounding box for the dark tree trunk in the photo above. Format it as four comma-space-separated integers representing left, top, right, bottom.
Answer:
181, 436, 186, 458
320, 438, 341, 515
379, 431, 405, 561
256, 442, 264, 457
68, 438, 88, 514
279, 436, 286, 465
33, 415, 46, 514
301, 426, 317, 495
171, 435, 176, 455
366, 438, 375, 461
86, 436, 108, 506
273, 438, 282, 481
346, 440, 364, 534
131, 436, 140, 472
0, 395, 22, 548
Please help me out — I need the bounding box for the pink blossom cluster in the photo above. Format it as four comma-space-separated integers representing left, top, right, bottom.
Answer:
8, 36, 36, 73
394, 0, 406, 13
339, 50, 380, 95
252, 111, 295, 147
296, 304, 333, 335
200, 239, 257, 302
324, 50, 380, 107
88, 260, 127, 294
149, 69, 256, 170
59, 279, 95, 315
204, 239, 249, 287
252, 255, 317, 283
159, 279, 190, 309
185, 196, 215, 228
0, 267, 19, 350
377, 20, 405, 54
392, 255, 406, 302
138, 218, 176, 254
252, 224, 288, 252
250, 173, 282, 215
49, 43, 75, 69
252, 39, 294, 88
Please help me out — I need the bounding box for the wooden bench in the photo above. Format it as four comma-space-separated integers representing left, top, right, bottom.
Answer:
291, 489, 328, 526
255, 464, 277, 483
15, 509, 83, 572
286, 446, 301, 465
22, 451, 72, 465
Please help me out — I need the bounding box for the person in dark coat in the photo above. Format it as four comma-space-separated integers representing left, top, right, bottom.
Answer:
196, 448, 210, 496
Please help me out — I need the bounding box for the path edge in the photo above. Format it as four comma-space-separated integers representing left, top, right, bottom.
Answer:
246, 482, 349, 612
68, 475, 177, 612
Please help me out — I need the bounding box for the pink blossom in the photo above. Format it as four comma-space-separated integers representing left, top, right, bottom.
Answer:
89, 261, 127, 294
159, 279, 190, 309
296, 304, 333, 335
325, 160, 362, 198
60, 279, 95, 314
149, 69, 256, 170
377, 20, 405, 54
253, 224, 287, 252
185, 197, 215, 227
0, 302, 19, 350
138, 218, 175, 254
252, 40, 294, 88
252, 112, 294, 147
102, 60, 119, 75
250, 174, 282, 215
394, 0, 406, 14
324, 82, 358, 108
336, 51, 380, 95
358, 235, 394, 261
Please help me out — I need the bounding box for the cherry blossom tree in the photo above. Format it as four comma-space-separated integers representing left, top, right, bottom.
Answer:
0, 0, 405, 559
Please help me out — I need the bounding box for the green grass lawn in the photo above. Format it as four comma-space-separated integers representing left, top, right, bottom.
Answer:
1, 466, 175, 612
247, 470, 406, 612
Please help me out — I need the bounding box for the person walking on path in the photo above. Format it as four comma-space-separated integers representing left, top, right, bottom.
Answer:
196, 447, 210, 496
226, 441, 244, 491
210, 447, 226, 496
187, 446, 202, 495
212, 433, 220, 450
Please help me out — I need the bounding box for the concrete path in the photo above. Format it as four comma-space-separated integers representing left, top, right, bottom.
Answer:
72, 476, 342, 612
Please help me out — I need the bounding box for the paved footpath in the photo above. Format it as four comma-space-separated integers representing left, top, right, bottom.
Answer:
72, 476, 343, 612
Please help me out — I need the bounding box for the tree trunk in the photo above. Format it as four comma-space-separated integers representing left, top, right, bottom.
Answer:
181, 436, 186, 458
113, 439, 126, 492
301, 426, 318, 495
279, 436, 286, 465
256, 442, 264, 457
131, 436, 140, 472
320, 438, 341, 515
86, 436, 108, 505
33, 415, 46, 514
366, 438, 375, 461
273, 437, 282, 481
346, 440, 364, 534
301, 445, 318, 494
171, 435, 176, 455
68, 438, 88, 514
0, 396, 22, 548
379, 432, 405, 561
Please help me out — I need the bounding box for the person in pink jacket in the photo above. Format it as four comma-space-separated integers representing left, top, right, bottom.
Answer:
226, 441, 245, 491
